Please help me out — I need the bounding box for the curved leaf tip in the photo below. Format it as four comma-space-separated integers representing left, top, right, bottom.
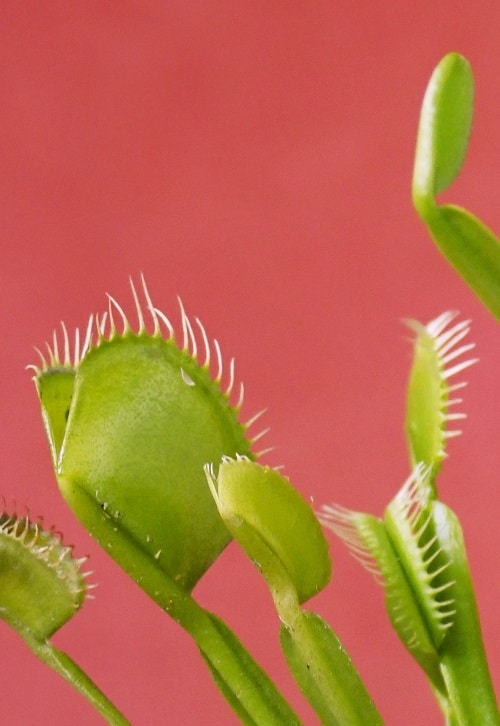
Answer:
207, 457, 331, 605
0, 510, 89, 641
413, 52, 474, 210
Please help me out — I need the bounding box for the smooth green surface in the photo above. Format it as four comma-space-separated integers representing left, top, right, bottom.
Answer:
209, 458, 331, 604
0, 512, 85, 641
424, 205, 500, 321
413, 52, 473, 204
0, 512, 128, 725
405, 320, 447, 482
351, 511, 445, 694
384, 495, 450, 651
281, 612, 383, 726
28, 637, 132, 726
37, 367, 75, 468
413, 52, 500, 321
35, 318, 300, 724
37, 332, 252, 591
60, 482, 302, 726
209, 459, 382, 725
200, 613, 303, 726
432, 503, 500, 725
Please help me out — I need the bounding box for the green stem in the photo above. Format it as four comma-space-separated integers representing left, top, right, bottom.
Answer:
415, 202, 500, 322
263, 553, 381, 725
139, 559, 302, 725
280, 609, 382, 726
23, 635, 130, 726
434, 504, 499, 725
70, 486, 301, 726
205, 460, 382, 725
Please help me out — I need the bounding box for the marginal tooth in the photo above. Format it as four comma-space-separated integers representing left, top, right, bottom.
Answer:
426, 311, 457, 336
203, 462, 215, 480
106, 293, 130, 334
177, 297, 189, 352
130, 278, 145, 333
446, 412, 467, 421
428, 561, 453, 580
436, 322, 471, 354
448, 381, 468, 392
441, 342, 475, 366
443, 357, 478, 379
96, 311, 109, 338
443, 429, 462, 439
25, 364, 41, 377
226, 358, 235, 395
434, 597, 455, 608
422, 543, 442, 566
61, 322, 70, 365
45, 340, 55, 366
140, 274, 159, 335
52, 330, 60, 364
33, 346, 48, 370
244, 408, 267, 429
154, 307, 174, 339
107, 297, 116, 333
81, 314, 94, 357
255, 446, 275, 458
251, 427, 271, 444
177, 298, 197, 358
213, 339, 223, 382
445, 397, 463, 407
195, 317, 210, 368
235, 381, 245, 410
94, 314, 101, 339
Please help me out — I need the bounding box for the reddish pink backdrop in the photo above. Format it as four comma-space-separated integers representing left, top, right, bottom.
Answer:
1, 3, 499, 724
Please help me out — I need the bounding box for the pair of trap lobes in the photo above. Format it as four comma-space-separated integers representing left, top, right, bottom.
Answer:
34, 279, 260, 593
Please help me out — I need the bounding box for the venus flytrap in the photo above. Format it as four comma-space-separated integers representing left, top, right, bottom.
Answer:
405, 311, 477, 485
32, 278, 302, 726
15, 51, 499, 724
320, 501, 448, 706
413, 52, 500, 320
34, 280, 253, 590
206, 457, 383, 726
320, 312, 499, 724
0, 510, 130, 725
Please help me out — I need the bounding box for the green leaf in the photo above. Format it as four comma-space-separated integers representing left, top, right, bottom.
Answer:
318, 505, 445, 696
424, 205, 500, 321
210, 459, 382, 725
280, 612, 382, 726
412, 53, 500, 321
0, 511, 87, 641
383, 467, 454, 651
199, 613, 303, 726
207, 457, 331, 606
413, 52, 473, 208
32, 281, 303, 725
35, 367, 75, 467
405, 312, 476, 482
33, 280, 254, 592
431, 503, 500, 724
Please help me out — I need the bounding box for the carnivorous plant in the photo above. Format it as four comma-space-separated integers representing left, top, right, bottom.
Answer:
0, 51, 498, 724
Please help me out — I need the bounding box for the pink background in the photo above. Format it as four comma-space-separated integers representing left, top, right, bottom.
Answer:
1, 3, 499, 724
